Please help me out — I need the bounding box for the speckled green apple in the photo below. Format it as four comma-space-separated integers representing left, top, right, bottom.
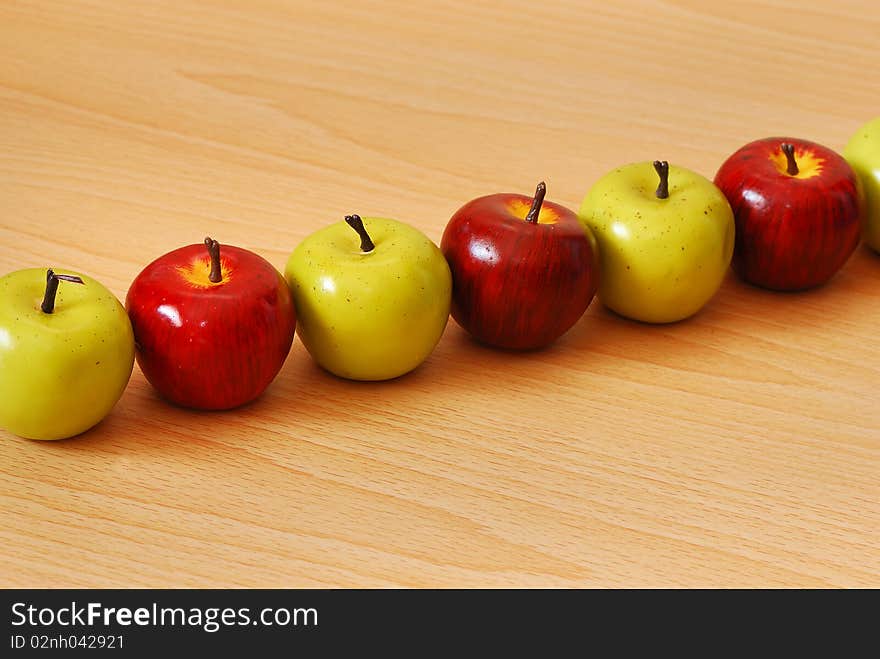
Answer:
844, 117, 880, 252
285, 215, 452, 380
0, 269, 134, 440
579, 161, 735, 323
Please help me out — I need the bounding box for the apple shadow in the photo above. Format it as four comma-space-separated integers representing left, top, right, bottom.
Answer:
558, 287, 722, 352
443, 318, 572, 363
723, 247, 877, 304
13, 416, 117, 448
861, 242, 880, 261
13, 386, 158, 454
18, 368, 280, 455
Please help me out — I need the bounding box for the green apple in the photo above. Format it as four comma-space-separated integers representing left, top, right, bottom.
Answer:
579, 161, 735, 323
285, 215, 452, 380
844, 117, 880, 252
0, 269, 135, 440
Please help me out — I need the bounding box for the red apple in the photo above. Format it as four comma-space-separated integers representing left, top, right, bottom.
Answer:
126, 238, 296, 410
441, 182, 599, 350
714, 137, 864, 291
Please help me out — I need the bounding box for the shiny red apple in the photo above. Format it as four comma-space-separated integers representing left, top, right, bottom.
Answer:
714, 137, 864, 290
126, 237, 296, 410
441, 182, 599, 350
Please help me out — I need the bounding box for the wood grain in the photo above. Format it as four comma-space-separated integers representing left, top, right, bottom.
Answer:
1, 0, 878, 587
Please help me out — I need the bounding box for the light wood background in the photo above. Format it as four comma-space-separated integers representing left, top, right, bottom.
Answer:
1, 0, 878, 588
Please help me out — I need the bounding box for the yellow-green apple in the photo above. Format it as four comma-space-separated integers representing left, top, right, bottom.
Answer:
0, 269, 134, 440
285, 215, 451, 381
579, 161, 734, 323
441, 182, 599, 349
844, 118, 880, 252
715, 138, 864, 290
126, 238, 296, 410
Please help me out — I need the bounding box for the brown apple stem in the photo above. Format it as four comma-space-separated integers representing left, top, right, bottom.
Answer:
524, 181, 547, 224
653, 161, 670, 199
204, 237, 222, 283
344, 214, 375, 252
781, 143, 799, 176
40, 269, 84, 314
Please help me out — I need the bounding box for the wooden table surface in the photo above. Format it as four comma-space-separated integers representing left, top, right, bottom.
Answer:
1, 0, 878, 588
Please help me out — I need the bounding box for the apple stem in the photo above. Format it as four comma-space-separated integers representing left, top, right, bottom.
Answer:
524, 181, 547, 224
653, 161, 670, 199
40, 269, 84, 314
781, 143, 799, 176
204, 237, 222, 283
345, 215, 375, 253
